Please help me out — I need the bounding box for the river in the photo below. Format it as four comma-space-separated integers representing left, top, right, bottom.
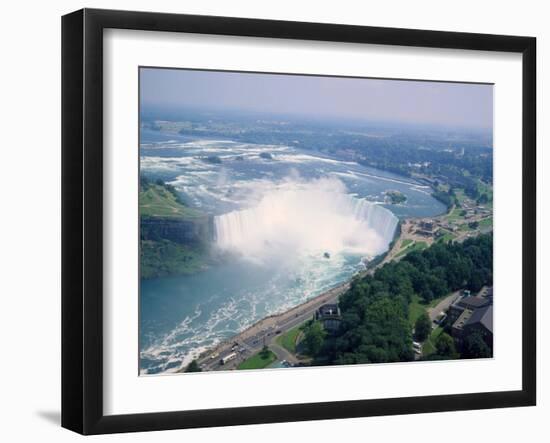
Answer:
139, 129, 446, 374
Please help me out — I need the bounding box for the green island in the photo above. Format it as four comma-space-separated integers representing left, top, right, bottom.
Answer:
385, 190, 407, 204
140, 177, 211, 279
202, 155, 222, 164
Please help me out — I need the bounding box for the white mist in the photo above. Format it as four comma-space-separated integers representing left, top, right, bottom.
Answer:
214, 177, 398, 262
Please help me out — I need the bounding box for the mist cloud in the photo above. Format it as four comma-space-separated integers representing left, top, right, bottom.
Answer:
214, 177, 398, 263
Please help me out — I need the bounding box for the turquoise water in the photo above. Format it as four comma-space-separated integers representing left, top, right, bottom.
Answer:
139, 130, 446, 374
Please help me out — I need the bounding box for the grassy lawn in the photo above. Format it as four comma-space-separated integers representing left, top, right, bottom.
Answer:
478, 217, 493, 229
401, 239, 414, 248
455, 217, 492, 233
458, 223, 476, 232
276, 325, 302, 354
409, 292, 449, 324
437, 232, 456, 243
477, 180, 493, 201
140, 183, 202, 219
454, 188, 466, 205
237, 350, 277, 370
446, 206, 466, 222
428, 292, 453, 308
422, 326, 444, 356
408, 294, 427, 327
395, 241, 427, 258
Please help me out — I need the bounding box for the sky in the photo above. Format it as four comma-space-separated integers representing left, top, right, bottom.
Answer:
140, 68, 493, 129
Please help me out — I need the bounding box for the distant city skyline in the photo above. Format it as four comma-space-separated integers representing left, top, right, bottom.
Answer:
140, 68, 493, 130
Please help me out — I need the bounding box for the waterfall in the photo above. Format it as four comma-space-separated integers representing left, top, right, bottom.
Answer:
348, 197, 399, 249
213, 179, 398, 261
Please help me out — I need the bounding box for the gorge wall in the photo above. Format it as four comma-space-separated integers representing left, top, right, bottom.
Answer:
140, 216, 212, 248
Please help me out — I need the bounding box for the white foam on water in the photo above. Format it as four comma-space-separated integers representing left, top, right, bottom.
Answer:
273, 153, 356, 166
138, 143, 423, 374
140, 155, 211, 172
353, 170, 419, 187
139, 247, 363, 375
214, 177, 398, 263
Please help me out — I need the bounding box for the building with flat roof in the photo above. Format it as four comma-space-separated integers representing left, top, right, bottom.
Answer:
448, 295, 491, 325
315, 304, 341, 333
416, 219, 439, 237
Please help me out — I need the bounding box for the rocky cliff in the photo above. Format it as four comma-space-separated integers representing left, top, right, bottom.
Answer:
139, 179, 213, 278
140, 215, 212, 248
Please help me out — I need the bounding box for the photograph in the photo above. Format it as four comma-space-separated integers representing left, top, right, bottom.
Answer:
138, 68, 494, 375
0, 1, 543, 439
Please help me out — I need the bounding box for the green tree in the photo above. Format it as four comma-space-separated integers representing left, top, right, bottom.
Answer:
319, 234, 492, 366
468, 269, 485, 292
260, 345, 270, 359
463, 332, 492, 359
185, 359, 202, 372
414, 312, 432, 342
303, 321, 326, 356
477, 193, 489, 205
435, 333, 458, 359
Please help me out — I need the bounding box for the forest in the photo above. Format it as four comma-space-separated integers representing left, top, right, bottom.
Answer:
312, 234, 493, 365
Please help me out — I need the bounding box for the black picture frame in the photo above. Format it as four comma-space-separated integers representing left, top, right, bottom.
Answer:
62, 8, 536, 435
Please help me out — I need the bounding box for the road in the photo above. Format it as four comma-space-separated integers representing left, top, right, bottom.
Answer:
427, 290, 462, 322
190, 282, 348, 372
269, 343, 299, 365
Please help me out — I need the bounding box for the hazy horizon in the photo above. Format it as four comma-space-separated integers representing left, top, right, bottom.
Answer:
140, 68, 494, 130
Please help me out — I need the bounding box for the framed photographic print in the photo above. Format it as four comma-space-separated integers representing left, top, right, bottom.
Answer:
61, 8, 536, 435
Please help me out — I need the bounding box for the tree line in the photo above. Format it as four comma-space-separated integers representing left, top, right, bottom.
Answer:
312, 234, 493, 366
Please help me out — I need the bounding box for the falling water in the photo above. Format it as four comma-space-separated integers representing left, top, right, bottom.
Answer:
213, 179, 398, 261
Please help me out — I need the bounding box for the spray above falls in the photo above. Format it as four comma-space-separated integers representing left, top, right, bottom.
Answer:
214, 177, 398, 262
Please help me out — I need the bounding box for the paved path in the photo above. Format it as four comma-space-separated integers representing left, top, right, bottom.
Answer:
269, 343, 299, 365
189, 283, 346, 372
427, 290, 462, 321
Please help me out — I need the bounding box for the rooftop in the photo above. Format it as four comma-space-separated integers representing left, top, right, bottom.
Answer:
456, 296, 491, 310
317, 304, 340, 318
465, 305, 493, 334
453, 308, 474, 330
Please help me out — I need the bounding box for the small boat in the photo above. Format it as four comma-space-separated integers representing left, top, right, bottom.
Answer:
323, 252, 331, 259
